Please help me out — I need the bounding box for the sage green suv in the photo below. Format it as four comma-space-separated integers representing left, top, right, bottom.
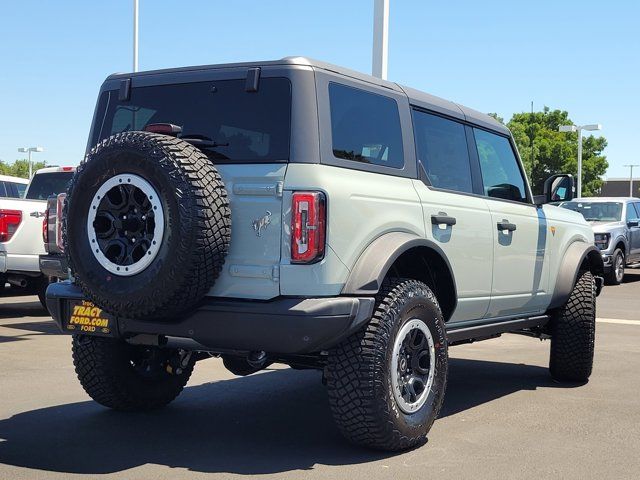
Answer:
47, 57, 603, 451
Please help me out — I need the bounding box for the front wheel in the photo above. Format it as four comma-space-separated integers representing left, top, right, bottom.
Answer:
549, 270, 596, 382
604, 248, 624, 285
326, 278, 448, 451
72, 336, 194, 410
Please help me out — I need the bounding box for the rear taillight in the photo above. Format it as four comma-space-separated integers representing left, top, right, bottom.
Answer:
42, 209, 49, 246
291, 191, 326, 264
0, 209, 22, 242
56, 193, 66, 252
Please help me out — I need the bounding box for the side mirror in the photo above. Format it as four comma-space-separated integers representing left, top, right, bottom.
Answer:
628, 220, 639, 228
535, 174, 575, 205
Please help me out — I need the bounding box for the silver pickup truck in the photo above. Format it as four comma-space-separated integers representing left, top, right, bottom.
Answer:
561, 197, 640, 284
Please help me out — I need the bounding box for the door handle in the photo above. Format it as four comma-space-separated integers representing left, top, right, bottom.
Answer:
431, 214, 457, 227
497, 220, 517, 232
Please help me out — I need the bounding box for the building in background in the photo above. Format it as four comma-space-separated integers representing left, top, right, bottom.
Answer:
599, 178, 640, 198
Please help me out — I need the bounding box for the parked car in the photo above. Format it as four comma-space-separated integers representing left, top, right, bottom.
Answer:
560, 197, 640, 284
40, 192, 69, 280
0, 174, 29, 198
46, 57, 603, 451
0, 166, 75, 306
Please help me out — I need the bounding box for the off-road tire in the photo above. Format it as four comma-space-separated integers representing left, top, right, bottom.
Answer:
326, 278, 448, 451
72, 335, 194, 410
64, 131, 231, 320
604, 248, 624, 285
549, 270, 596, 382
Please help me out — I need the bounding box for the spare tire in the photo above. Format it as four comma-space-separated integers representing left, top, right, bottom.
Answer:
64, 131, 231, 320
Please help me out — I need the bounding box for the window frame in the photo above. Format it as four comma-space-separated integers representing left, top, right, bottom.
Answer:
316, 71, 416, 179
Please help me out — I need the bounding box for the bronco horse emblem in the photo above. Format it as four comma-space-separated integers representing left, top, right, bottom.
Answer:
252, 211, 272, 237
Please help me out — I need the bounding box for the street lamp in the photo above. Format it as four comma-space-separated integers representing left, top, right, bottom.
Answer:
17, 146, 44, 179
623, 164, 640, 197
559, 123, 601, 198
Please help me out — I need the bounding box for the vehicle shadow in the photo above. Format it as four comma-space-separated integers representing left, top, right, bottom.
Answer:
0, 357, 573, 475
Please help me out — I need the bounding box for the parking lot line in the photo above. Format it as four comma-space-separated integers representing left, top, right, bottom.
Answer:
597, 318, 640, 325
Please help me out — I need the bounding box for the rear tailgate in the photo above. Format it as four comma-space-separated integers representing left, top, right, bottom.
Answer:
0, 198, 47, 272
208, 164, 286, 299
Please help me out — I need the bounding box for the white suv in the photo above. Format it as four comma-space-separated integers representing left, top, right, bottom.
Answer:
46, 57, 603, 451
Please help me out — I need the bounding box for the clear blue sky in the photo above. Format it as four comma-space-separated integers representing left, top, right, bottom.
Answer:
1, 0, 638, 179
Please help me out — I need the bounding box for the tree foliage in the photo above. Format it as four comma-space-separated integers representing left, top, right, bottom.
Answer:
0, 159, 47, 178
503, 108, 607, 197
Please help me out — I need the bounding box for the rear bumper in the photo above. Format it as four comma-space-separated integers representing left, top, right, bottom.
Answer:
0, 252, 40, 274
46, 282, 375, 354
39, 254, 69, 279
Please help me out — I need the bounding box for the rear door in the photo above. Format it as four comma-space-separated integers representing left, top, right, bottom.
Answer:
411, 109, 494, 322
472, 128, 550, 317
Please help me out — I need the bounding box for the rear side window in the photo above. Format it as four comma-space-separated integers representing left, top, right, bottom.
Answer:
474, 129, 528, 203
412, 110, 473, 194
15, 183, 27, 198
329, 83, 404, 169
94, 78, 292, 163
25, 172, 74, 200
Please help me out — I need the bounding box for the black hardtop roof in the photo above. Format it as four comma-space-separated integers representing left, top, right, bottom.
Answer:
106, 56, 509, 136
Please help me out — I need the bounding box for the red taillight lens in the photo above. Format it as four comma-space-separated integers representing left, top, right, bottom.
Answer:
56, 193, 66, 252
291, 191, 326, 264
0, 209, 22, 242
42, 209, 49, 246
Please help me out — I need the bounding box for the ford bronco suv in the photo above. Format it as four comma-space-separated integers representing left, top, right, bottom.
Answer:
46, 57, 604, 451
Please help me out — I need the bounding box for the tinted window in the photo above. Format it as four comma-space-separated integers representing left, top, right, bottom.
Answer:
94, 78, 291, 163
474, 129, 528, 203
329, 83, 404, 168
626, 203, 639, 222
0, 182, 7, 197
412, 110, 473, 193
25, 172, 74, 200
5, 182, 20, 198
15, 183, 27, 198
561, 201, 623, 222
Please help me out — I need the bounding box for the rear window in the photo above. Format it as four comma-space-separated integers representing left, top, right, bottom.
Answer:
25, 172, 74, 200
93, 78, 291, 163
329, 83, 404, 169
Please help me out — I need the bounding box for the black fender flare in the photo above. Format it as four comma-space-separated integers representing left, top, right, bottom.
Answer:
548, 242, 604, 310
341, 231, 457, 306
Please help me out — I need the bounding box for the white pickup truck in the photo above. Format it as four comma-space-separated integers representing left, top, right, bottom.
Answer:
0, 166, 75, 306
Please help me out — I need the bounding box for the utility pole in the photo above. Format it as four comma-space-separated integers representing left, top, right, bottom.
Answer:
624, 164, 640, 197
133, 0, 139, 72
372, 0, 389, 79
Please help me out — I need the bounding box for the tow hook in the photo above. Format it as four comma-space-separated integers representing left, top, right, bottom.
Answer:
166, 349, 192, 375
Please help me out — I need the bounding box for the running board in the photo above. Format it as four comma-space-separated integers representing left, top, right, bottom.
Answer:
446, 315, 550, 345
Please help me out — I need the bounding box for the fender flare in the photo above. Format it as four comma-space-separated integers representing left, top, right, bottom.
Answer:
341, 231, 457, 303
548, 242, 604, 310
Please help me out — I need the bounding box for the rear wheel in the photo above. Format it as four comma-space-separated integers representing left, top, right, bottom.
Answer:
549, 270, 596, 382
604, 248, 624, 285
326, 278, 448, 451
72, 335, 194, 410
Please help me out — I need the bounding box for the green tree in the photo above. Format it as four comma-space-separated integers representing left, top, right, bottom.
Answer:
2, 159, 47, 179
506, 107, 608, 197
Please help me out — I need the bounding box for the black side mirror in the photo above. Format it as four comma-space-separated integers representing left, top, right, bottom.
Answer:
628, 220, 639, 228
535, 174, 575, 205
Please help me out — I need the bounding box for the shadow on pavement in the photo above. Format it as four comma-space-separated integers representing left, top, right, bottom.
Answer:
0, 302, 49, 320
0, 357, 575, 475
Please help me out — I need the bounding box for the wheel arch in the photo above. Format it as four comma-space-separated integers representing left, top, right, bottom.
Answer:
341, 232, 457, 321
548, 242, 604, 310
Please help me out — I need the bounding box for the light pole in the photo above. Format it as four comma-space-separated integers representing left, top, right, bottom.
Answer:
623, 164, 640, 197
372, 0, 389, 79
133, 0, 139, 72
17, 146, 44, 179
559, 123, 601, 198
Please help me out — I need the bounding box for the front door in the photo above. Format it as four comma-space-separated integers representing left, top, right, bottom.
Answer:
472, 128, 550, 318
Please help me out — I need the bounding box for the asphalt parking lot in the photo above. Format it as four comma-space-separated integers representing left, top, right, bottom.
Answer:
1, 272, 640, 480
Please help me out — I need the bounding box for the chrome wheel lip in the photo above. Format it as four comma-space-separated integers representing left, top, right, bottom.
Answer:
391, 318, 436, 414
87, 173, 164, 277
